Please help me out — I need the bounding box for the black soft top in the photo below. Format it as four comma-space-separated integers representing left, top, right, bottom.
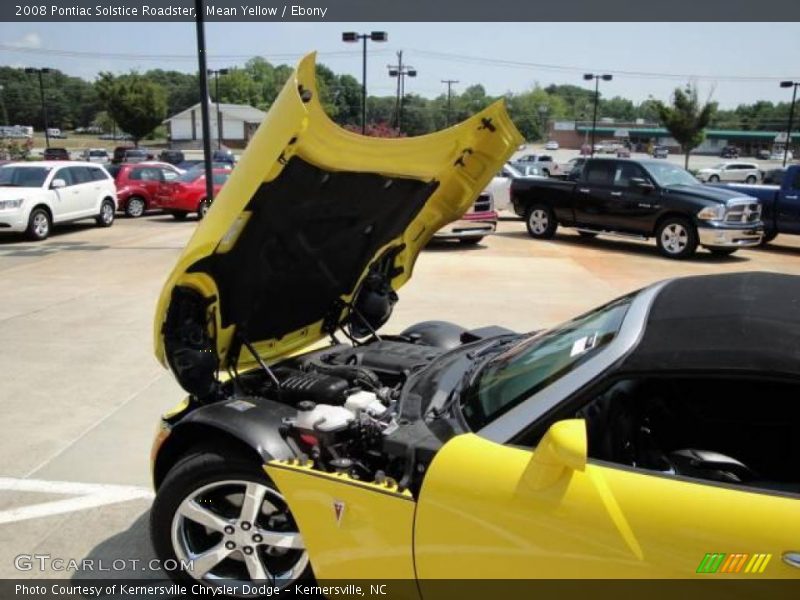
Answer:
620, 272, 800, 377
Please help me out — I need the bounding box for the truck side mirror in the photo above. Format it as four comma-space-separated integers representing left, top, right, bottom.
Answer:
519, 419, 587, 491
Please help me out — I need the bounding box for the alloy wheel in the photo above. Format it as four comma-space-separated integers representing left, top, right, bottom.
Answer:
127, 198, 145, 218
32, 212, 49, 238
170, 479, 307, 589
528, 209, 549, 235
101, 202, 115, 225
660, 223, 688, 254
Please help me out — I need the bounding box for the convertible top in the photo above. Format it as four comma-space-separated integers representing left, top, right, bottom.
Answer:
620, 272, 800, 377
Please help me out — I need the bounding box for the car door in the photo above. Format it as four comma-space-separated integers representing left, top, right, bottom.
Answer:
68, 166, 100, 214
48, 166, 79, 220
607, 162, 661, 234
154, 167, 179, 207
414, 429, 800, 584
572, 160, 617, 229
777, 169, 800, 234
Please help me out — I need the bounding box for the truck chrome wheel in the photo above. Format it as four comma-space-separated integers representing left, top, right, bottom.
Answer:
660, 223, 688, 254
171, 479, 308, 589
528, 209, 549, 235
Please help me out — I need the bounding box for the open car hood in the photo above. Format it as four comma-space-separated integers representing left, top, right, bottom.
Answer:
154, 52, 522, 397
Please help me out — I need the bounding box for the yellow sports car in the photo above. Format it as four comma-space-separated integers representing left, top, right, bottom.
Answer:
149, 53, 800, 594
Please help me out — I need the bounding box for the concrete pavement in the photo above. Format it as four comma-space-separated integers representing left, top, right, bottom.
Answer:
1, 212, 800, 582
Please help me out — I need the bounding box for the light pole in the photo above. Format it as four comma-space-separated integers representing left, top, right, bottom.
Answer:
194, 0, 214, 210
780, 80, 799, 167
342, 31, 388, 134
24, 67, 51, 148
388, 54, 416, 133
208, 68, 230, 150
441, 79, 459, 127
0, 84, 7, 126
583, 73, 612, 157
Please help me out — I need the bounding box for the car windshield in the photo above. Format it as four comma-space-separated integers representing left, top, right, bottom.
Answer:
711, 163, 727, 169
644, 163, 699, 187
461, 295, 632, 430
504, 164, 522, 178
177, 170, 203, 183
0, 166, 50, 188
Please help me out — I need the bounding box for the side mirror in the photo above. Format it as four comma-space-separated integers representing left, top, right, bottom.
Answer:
51, 178, 66, 189
630, 177, 654, 191
520, 419, 587, 491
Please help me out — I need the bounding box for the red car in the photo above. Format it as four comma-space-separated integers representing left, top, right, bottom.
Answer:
107, 162, 181, 217
159, 168, 231, 220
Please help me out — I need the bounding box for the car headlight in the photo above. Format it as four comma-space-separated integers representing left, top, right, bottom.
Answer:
0, 199, 23, 210
697, 205, 726, 221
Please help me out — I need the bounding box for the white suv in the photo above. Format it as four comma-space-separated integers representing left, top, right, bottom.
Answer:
0, 161, 117, 240
696, 162, 761, 184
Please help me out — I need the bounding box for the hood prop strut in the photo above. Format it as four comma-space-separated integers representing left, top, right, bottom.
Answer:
238, 332, 282, 392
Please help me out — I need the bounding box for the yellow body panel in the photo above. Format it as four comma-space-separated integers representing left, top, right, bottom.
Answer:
153, 52, 522, 372
415, 433, 800, 580
265, 460, 418, 591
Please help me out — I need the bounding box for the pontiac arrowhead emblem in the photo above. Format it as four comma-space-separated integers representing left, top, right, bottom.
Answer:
333, 500, 345, 526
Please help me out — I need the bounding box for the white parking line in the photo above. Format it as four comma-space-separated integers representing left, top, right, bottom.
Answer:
0, 477, 153, 525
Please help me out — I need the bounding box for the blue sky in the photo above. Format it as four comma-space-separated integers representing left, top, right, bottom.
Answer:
0, 22, 798, 107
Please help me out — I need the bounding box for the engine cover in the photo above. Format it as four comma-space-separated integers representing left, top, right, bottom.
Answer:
333, 340, 445, 384
273, 368, 350, 405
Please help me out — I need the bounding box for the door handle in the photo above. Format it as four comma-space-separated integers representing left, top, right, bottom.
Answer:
578, 188, 591, 194
783, 552, 800, 568
610, 191, 623, 197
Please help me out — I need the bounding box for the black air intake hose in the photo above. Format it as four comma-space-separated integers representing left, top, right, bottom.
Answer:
305, 358, 382, 390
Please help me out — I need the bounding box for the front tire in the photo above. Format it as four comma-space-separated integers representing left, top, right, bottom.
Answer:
151, 447, 310, 593
125, 196, 146, 218
745, 175, 757, 184
197, 199, 210, 220
525, 204, 557, 239
170, 211, 189, 221
96, 199, 115, 227
760, 230, 778, 246
656, 217, 698, 259
708, 175, 720, 183
26, 208, 51, 241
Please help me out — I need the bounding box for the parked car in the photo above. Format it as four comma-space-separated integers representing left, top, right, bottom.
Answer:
107, 162, 181, 217
506, 162, 545, 179
720, 145, 740, 159
81, 148, 110, 163
212, 148, 236, 165
770, 149, 794, 161
158, 149, 185, 166
112, 146, 151, 164
46, 128, 66, 139
544, 140, 559, 150
0, 161, 116, 240
174, 160, 234, 173
652, 145, 669, 159
42, 147, 70, 161
696, 162, 761, 184
510, 158, 763, 259
514, 154, 560, 177
158, 168, 231, 220
616, 147, 631, 158
709, 164, 800, 246
148, 65, 800, 586
756, 149, 771, 160
434, 190, 497, 244
559, 157, 587, 179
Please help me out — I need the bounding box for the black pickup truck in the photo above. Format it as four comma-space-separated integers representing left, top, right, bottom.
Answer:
511, 158, 764, 259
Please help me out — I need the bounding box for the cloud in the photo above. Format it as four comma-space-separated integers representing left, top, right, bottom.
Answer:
6, 33, 42, 50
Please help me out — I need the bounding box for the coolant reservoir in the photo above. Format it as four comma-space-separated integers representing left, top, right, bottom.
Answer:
296, 402, 355, 433
345, 390, 387, 417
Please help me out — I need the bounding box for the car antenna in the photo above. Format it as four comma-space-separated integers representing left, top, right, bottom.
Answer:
237, 332, 282, 391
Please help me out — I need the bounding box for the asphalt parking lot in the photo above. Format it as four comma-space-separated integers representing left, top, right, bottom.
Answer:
1, 212, 800, 583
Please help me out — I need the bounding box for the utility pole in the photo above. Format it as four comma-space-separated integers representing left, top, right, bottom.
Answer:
583, 73, 613, 157
779, 81, 799, 168
388, 54, 417, 134
441, 79, 459, 127
24, 68, 51, 148
208, 68, 230, 150
194, 0, 214, 208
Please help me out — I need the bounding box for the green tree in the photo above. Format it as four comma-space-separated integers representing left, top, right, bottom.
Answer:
654, 85, 716, 169
97, 72, 167, 146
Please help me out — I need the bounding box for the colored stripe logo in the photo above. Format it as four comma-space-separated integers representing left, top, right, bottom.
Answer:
697, 553, 772, 574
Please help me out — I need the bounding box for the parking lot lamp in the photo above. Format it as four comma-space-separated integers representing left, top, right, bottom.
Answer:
780, 81, 799, 168
342, 31, 388, 134
24, 68, 51, 148
441, 79, 459, 126
208, 68, 230, 150
584, 73, 612, 157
